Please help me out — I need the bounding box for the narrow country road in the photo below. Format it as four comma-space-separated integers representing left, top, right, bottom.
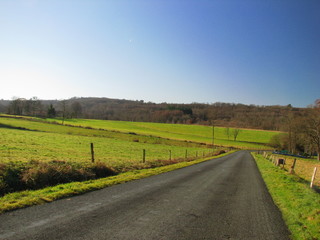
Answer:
0, 151, 290, 240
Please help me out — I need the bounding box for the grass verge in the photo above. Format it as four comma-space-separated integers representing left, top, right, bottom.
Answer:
252, 153, 320, 240
0, 151, 235, 214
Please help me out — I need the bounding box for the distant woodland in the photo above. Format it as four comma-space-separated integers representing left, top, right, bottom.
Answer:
0, 97, 310, 131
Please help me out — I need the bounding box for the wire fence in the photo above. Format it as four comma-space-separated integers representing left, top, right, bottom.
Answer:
260, 152, 320, 188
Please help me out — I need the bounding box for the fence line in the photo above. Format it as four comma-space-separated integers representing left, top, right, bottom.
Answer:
260, 151, 320, 188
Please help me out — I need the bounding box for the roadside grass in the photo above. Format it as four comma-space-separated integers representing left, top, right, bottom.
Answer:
0, 151, 235, 214
252, 153, 320, 240
271, 154, 320, 188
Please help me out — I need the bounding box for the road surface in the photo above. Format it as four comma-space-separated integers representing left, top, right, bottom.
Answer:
0, 151, 290, 240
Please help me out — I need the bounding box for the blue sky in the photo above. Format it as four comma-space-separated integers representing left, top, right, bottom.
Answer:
0, 0, 319, 107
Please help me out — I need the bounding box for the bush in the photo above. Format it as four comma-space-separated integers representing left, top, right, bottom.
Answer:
0, 162, 27, 195
0, 160, 116, 195
216, 150, 226, 155
91, 162, 116, 178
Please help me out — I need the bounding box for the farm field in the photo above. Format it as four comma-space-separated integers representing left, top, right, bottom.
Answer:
1, 115, 220, 196
0, 115, 279, 168
46, 117, 277, 149
0, 116, 210, 166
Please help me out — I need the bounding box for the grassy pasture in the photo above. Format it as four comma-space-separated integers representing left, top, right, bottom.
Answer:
46, 118, 277, 149
1, 116, 219, 196
0, 117, 210, 166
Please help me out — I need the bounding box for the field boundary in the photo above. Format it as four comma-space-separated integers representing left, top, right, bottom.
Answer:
261, 152, 320, 188
0, 150, 236, 214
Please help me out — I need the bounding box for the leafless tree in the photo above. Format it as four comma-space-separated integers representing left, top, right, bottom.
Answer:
225, 127, 230, 140
304, 106, 320, 161
71, 101, 82, 118
60, 100, 68, 124
232, 128, 241, 141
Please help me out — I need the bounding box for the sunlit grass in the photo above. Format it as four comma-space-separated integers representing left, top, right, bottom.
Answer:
0, 127, 209, 166
252, 153, 320, 240
45, 117, 277, 149
270, 154, 320, 188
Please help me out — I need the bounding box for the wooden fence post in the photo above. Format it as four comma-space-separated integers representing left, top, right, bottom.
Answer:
169, 150, 171, 160
142, 149, 146, 163
90, 143, 95, 163
310, 167, 317, 189
185, 150, 188, 159
290, 158, 297, 174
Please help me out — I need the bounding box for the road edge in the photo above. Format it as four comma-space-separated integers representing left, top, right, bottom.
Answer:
0, 150, 236, 214
251, 152, 320, 240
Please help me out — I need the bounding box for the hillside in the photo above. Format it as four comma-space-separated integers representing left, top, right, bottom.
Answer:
0, 97, 307, 131
0, 115, 276, 151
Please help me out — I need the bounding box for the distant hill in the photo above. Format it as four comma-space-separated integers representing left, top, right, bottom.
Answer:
0, 97, 307, 131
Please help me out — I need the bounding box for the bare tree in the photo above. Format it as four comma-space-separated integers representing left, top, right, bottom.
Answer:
60, 100, 68, 124
8, 97, 24, 115
232, 128, 241, 141
225, 127, 230, 140
304, 106, 320, 161
30, 97, 42, 116
71, 101, 82, 118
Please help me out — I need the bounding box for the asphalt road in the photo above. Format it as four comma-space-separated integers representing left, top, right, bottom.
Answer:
0, 151, 290, 240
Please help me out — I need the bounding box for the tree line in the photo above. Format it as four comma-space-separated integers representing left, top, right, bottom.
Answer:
269, 100, 320, 160
0, 97, 310, 131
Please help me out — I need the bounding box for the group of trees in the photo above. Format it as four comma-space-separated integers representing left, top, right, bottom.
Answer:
2, 97, 83, 120
224, 127, 241, 141
270, 100, 320, 160
6, 97, 42, 116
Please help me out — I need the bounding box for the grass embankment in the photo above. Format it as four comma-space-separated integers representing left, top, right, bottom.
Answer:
0, 151, 235, 214
252, 153, 320, 240
270, 154, 320, 188
47, 117, 276, 149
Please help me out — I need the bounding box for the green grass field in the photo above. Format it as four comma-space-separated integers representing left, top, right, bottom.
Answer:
46, 117, 277, 149
0, 115, 279, 166
0, 117, 211, 166
1, 115, 223, 196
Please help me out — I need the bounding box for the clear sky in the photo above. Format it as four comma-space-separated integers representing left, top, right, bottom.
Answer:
0, 0, 319, 107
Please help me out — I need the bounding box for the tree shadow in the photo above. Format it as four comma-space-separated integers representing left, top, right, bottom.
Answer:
0, 123, 38, 132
